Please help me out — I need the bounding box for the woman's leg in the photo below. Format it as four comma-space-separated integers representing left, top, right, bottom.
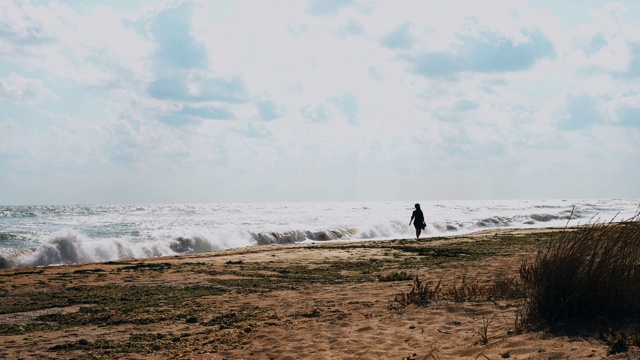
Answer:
415, 227, 421, 239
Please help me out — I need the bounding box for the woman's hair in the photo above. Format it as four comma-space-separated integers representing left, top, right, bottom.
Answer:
415, 203, 420, 209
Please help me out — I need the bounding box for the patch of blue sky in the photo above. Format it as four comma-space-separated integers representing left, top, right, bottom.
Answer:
453, 99, 479, 112
300, 104, 330, 123
408, 29, 555, 78
148, 74, 247, 103
529, 0, 620, 27
583, 33, 608, 56
367, 67, 383, 81
256, 100, 282, 121
150, 1, 208, 71
380, 22, 414, 50
339, 19, 365, 38
233, 123, 271, 139
0, 62, 32, 78
158, 105, 235, 126
616, 107, 640, 128
178, 105, 234, 120
0, 105, 45, 130
157, 115, 192, 127
330, 93, 359, 125
307, 0, 355, 16
42, 83, 108, 122
616, 41, 640, 78
559, 94, 604, 131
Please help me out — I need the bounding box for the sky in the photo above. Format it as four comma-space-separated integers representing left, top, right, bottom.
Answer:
1, 0, 639, 205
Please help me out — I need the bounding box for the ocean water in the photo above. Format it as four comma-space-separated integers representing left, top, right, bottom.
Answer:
0, 199, 637, 269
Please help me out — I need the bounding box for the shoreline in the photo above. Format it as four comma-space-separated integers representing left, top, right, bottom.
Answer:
0, 226, 627, 359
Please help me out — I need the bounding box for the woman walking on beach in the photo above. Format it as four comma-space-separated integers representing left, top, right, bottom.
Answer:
410, 203, 426, 239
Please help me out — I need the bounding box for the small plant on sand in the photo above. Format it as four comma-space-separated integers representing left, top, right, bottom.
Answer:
477, 313, 496, 345
393, 275, 441, 308
519, 211, 640, 330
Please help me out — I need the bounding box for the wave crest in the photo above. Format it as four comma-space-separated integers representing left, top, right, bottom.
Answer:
251, 228, 359, 245
169, 236, 219, 253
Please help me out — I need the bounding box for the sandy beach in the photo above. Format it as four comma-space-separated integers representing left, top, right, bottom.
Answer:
1, 227, 637, 359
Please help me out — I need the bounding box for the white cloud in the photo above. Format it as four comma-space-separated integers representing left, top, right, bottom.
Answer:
0, 0, 56, 46
0, 73, 55, 103
1, 0, 152, 87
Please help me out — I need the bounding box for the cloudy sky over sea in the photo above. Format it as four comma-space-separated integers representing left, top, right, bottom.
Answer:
1, 0, 639, 205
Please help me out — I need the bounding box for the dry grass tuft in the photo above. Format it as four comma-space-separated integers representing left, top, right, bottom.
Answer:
445, 276, 521, 302
446, 276, 483, 302
519, 210, 640, 329
393, 276, 441, 308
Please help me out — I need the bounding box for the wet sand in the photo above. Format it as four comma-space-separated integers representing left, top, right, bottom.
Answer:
0, 227, 634, 359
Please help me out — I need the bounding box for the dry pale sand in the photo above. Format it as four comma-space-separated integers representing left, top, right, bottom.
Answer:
1, 227, 638, 359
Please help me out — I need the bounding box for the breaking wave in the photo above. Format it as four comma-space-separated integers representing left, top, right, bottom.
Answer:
0, 227, 366, 269
250, 228, 359, 245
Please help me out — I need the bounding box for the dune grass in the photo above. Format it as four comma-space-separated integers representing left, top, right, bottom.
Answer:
519, 211, 640, 329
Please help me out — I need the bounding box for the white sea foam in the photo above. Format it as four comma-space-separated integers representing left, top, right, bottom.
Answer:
0, 199, 637, 268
